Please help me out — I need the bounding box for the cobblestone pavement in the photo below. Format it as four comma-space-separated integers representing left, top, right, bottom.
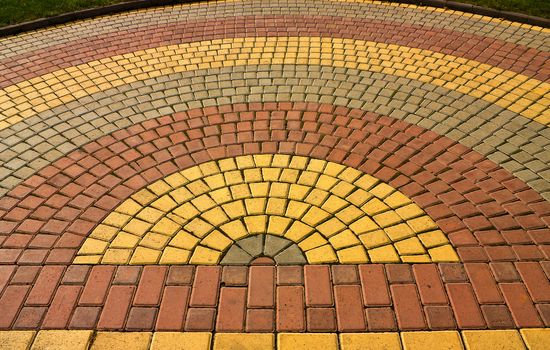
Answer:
0, 0, 549, 349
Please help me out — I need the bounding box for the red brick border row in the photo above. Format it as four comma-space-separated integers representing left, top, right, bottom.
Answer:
0, 102, 548, 265
0, 263, 549, 331
1, 15, 548, 89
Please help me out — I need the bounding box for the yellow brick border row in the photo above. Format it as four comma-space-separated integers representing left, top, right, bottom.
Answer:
1, 329, 549, 349
75, 155, 458, 265
1, 37, 548, 130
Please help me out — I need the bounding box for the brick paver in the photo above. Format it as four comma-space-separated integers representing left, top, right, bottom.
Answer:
0, 0, 548, 348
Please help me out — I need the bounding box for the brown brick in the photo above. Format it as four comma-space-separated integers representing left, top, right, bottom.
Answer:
359, 265, 391, 306
536, 304, 550, 326
13, 307, 46, 329
304, 265, 333, 307
189, 266, 221, 307
42, 285, 81, 328
500, 283, 543, 327
156, 286, 189, 331
446, 283, 486, 329
222, 266, 248, 286
216, 287, 246, 331
307, 308, 336, 332
439, 263, 468, 282
246, 309, 274, 332
490, 262, 520, 282
134, 266, 167, 306
465, 263, 503, 304
69, 307, 101, 329
61, 265, 90, 284
331, 265, 359, 284
481, 305, 515, 329
25, 265, 64, 306
79, 265, 115, 305
113, 266, 141, 284
365, 307, 397, 331
277, 286, 305, 331
97, 285, 135, 330
277, 266, 303, 285
413, 264, 447, 305
386, 265, 414, 283
248, 266, 274, 308
424, 305, 456, 330
166, 266, 194, 285
10, 266, 38, 285
516, 262, 550, 302
334, 285, 366, 331
391, 284, 426, 330
185, 308, 215, 331
126, 307, 157, 331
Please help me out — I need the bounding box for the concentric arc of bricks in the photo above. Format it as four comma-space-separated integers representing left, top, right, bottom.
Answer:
0, 0, 549, 348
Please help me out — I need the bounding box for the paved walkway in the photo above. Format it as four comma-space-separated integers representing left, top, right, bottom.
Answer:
0, 0, 549, 349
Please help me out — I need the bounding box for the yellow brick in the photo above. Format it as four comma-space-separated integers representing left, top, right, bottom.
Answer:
200, 207, 229, 226
284, 221, 314, 241
202, 230, 233, 251
189, 246, 222, 264
243, 168, 262, 182
132, 189, 157, 205
324, 162, 346, 177
130, 247, 161, 264
373, 211, 403, 228
368, 245, 400, 263
140, 232, 170, 250
359, 230, 391, 248
302, 207, 331, 226
186, 217, 215, 238
316, 174, 338, 191
253, 154, 273, 167
289, 156, 308, 169
384, 191, 412, 208
262, 168, 281, 181
89, 224, 119, 241
285, 201, 310, 219
401, 331, 463, 350
191, 195, 217, 212
322, 195, 348, 212
173, 203, 200, 220
338, 167, 362, 183
136, 207, 164, 223
148, 180, 172, 196
249, 182, 269, 197
170, 230, 200, 250
187, 180, 210, 196
151, 332, 211, 350
462, 330, 525, 350
305, 188, 329, 206
103, 211, 131, 227
394, 237, 426, 255
337, 245, 369, 263
267, 216, 292, 236
329, 229, 361, 249
123, 219, 152, 237
91, 332, 151, 350
0, 331, 35, 350
151, 195, 178, 212
151, 217, 180, 236
307, 158, 327, 172
418, 230, 449, 248
221, 201, 245, 219
288, 184, 310, 200
269, 183, 289, 198
73, 255, 101, 264
32, 330, 92, 350
340, 333, 401, 350
224, 170, 244, 185
429, 245, 460, 262
298, 171, 319, 186
110, 232, 140, 248
395, 204, 424, 220
401, 254, 432, 263
160, 246, 191, 264
272, 154, 291, 168
78, 238, 108, 255
204, 174, 226, 191
101, 248, 132, 264
116, 199, 143, 216
370, 183, 394, 199
278, 333, 337, 350
330, 181, 355, 197
298, 233, 328, 251
354, 174, 378, 191
336, 206, 364, 224
219, 220, 248, 240
305, 245, 338, 264
230, 184, 251, 199
164, 172, 187, 188
362, 198, 389, 215
349, 216, 379, 234
279, 169, 299, 183
407, 216, 438, 233
210, 188, 232, 204
181, 166, 203, 181
266, 198, 287, 216
245, 198, 267, 215
385, 223, 415, 241
244, 215, 267, 234
520, 328, 550, 350
215, 333, 273, 350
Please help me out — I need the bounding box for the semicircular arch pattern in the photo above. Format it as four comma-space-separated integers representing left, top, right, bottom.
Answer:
75, 154, 458, 265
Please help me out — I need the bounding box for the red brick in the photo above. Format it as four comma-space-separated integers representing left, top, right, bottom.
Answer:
304, 265, 333, 307
277, 266, 303, 285
516, 262, 550, 302
166, 266, 194, 285
222, 266, 248, 286
0, 285, 29, 328
0, 265, 15, 291
189, 266, 221, 307
42, 285, 81, 328
439, 263, 468, 282
334, 285, 366, 331
134, 266, 167, 306
391, 284, 426, 330
113, 266, 141, 284
126, 307, 157, 331
500, 283, 543, 327
481, 305, 515, 329
537, 304, 550, 326
248, 266, 274, 308
413, 264, 447, 305
446, 283, 486, 329
25, 265, 64, 305
13, 307, 46, 329
359, 265, 391, 306
184, 308, 215, 331
79, 265, 115, 305
465, 263, 503, 304
276, 286, 305, 331
331, 265, 359, 284
216, 287, 246, 331
490, 262, 520, 282
155, 286, 189, 331
69, 307, 101, 329
307, 308, 336, 332
97, 285, 135, 330
386, 264, 414, 283
246, 309, 274, 332
424, 305, 456, 330
61, 265, 90, 284
365, 307, 397, 331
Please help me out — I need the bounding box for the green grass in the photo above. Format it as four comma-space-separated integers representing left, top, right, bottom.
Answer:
0, 0, 548, 28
